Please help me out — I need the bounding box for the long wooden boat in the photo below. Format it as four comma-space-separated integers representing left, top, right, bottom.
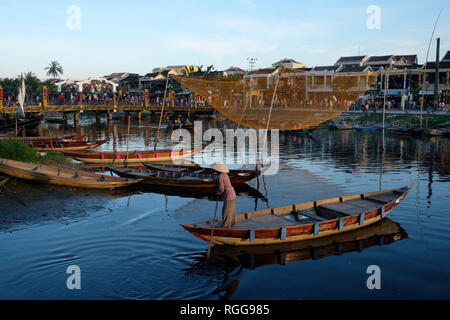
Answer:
0, 158, 142, 189
142, 162, 260, 180
329, 121, 355, 130
62, 147, 205, 165
118, 182, 267, 201
0, 129, 21, 138
426, 128, 447, 137
108, 165, 258, 188
386, 127, 415, 136
27, 139, 108, 151
355, 124, 389, 131
208, 218, 407, 269
0, 135, 85, 143
181, 184, 413, 246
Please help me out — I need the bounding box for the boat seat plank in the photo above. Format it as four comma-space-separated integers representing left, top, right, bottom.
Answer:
365, 192, 396, 204
318, 202, 365, 216
236, 214, 299, 229
293, 210, 327, 222
345, 199, 381, 210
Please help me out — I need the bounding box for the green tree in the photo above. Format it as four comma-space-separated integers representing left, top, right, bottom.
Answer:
44, 61, 64, 79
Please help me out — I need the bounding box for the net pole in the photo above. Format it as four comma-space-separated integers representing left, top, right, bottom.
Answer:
260, 68, 282, 208
155, 75, 170, 151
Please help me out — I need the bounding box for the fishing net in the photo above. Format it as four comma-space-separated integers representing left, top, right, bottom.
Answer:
173, 67, 378, 130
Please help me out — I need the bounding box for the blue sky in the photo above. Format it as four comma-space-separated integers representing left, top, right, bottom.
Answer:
0, 0, 449, 79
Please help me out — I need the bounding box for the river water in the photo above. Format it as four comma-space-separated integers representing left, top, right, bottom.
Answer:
0, 112, 449, 299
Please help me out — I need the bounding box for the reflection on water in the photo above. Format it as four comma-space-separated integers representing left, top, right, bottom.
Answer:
184, 218, 407, 300
1, 113, 449, 299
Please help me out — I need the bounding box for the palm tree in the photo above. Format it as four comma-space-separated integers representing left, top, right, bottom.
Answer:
44, 61, 63, 79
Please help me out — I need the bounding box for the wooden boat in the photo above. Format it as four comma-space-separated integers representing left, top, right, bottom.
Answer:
208, 218, 407, 269
386, 127, 414, 136
329, 120, 355, 130
181, 183, 413, 246
355, 124, 389, 131
0, 158, 142, 189
62, 147, 205, 165
426, 128, 447, 137
0, 129, 21, 138
142, 162, 261, 180
0, 135, 85, 143
27, 139, 108, 151
108, 165, 258, 188
119, 182, 267, 201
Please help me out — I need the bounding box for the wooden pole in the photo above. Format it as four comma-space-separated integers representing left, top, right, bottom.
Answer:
154, 75, 170, 151
206, 199, 219, 260
259, 68, 282, 208
420, 9, 442, 128
125, 114, 131, 167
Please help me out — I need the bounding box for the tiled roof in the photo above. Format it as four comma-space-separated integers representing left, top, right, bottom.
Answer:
336, 55, 367, 62
337, 65, 372, 73
423, 61, 450, 69
366, 55, 394, 62
442, 51, 450, 62
312, 65, 340, 71
394, 55, 418, 64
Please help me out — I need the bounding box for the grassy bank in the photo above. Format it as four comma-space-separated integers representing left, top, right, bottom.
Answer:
0, 139, 71, 165
338, 113, 450, 128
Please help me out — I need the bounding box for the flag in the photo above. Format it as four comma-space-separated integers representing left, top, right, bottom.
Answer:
17, 74, 26, 117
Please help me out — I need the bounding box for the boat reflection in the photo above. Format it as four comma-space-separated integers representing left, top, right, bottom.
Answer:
184, 218, 407, 299
111, 182, 267, 202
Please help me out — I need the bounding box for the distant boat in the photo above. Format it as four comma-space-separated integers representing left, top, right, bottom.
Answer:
386, 127, 415, 136
0, 135, 85, 143
355, 124, 389, 131
109, 165, 260, 188
61, 146, 205, 165
27, 139, 108, 152
329, 120, 355, 130
426, 128, 447, 137
182, 184, 413, 246
143, 163, 260, 180
0, 158, 142, 189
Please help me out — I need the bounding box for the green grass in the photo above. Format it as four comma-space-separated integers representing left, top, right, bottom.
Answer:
338, 113, 450, 128
0, 139, 70, 165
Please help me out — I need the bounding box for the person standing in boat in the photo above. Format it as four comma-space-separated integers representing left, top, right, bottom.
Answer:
213, 162, 236, 228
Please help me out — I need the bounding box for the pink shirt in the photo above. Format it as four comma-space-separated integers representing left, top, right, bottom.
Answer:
217, 173, 236, 201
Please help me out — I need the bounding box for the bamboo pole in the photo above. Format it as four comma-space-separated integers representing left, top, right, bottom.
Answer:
154, 75, 170, 151
259, 68, 282, 208
206, 199, 219, 260
125, 114, 131, 167
420, 9, 442, 128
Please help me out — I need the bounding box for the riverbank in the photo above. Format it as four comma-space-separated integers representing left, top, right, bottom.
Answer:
338, 110, 450, 128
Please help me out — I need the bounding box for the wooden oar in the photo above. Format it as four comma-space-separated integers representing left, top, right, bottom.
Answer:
206, 199, 219, 260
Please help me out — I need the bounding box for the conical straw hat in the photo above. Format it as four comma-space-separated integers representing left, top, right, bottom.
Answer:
212, 162, 229, 173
